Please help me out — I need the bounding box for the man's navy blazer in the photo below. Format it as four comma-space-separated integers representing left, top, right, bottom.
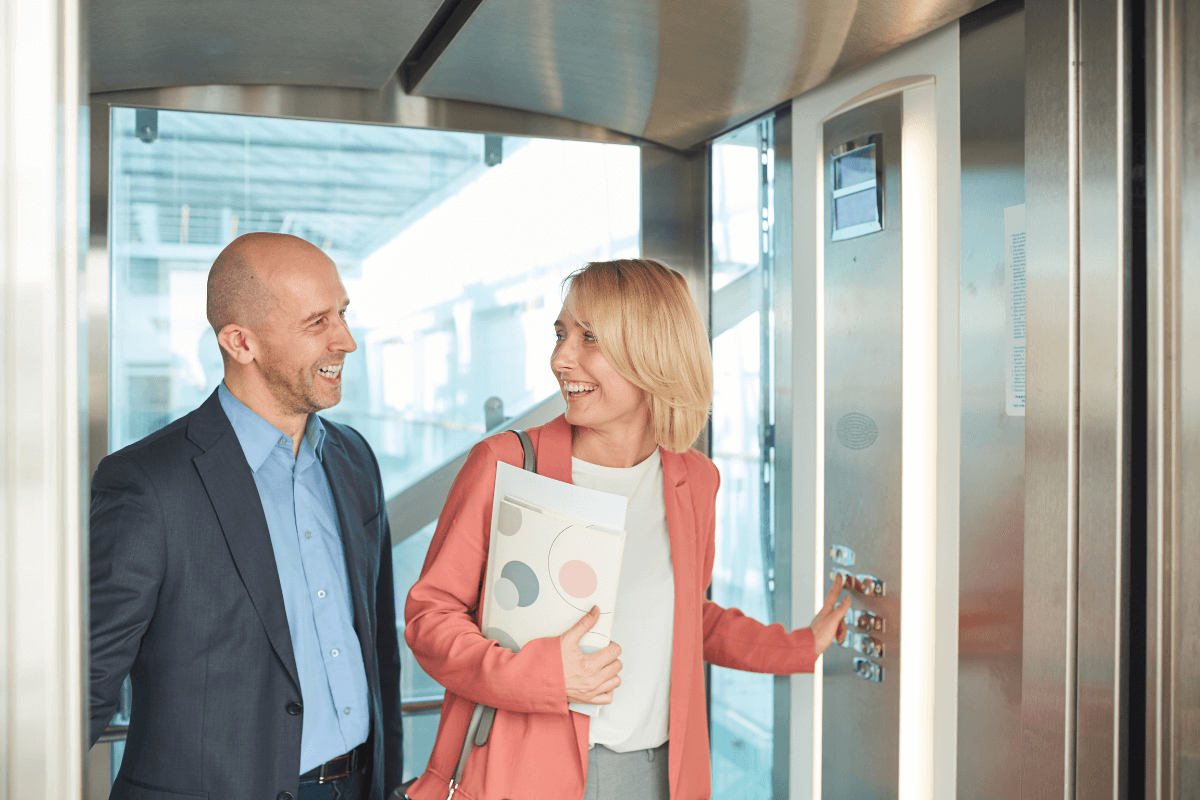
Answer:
89, 389, 403, 800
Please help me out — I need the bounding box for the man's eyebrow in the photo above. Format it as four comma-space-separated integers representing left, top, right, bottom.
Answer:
302, 298, 349, 325
302, 306, 336, 324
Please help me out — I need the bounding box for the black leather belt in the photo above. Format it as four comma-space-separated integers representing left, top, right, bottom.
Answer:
300, 742, 368, 784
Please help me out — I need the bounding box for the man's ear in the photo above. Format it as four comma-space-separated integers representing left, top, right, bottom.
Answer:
217, 323, 256, 366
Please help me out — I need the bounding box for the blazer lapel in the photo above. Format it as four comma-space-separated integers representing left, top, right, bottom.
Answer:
320, 434, 377, 689
660, 449, 697, 793
190, 393, 300, 692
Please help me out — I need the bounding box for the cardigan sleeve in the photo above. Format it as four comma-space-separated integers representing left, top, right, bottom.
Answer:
696, 455, 818, 674
404, 437, 569, 714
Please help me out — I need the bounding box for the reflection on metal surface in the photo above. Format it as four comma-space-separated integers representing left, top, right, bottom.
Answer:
1145, 0, 1195, 795
89, 0, 443, 92
830, 569, 886, 597
829, 543, 856, 566
410, 0, 986, 148
847, 607, 886, 633
853, 657, 884, 683
90, 79, 639, 146
823, 91, 903, 799
957, 5, 1024, 797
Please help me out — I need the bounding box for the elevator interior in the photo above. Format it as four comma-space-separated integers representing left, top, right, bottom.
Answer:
5, 0, 1198, 796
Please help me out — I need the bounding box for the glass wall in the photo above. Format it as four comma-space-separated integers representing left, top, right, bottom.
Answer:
106, 106, 640, 779
708, 118, 780, 799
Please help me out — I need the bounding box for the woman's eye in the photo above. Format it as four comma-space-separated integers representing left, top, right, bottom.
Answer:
583, 332, 597, 342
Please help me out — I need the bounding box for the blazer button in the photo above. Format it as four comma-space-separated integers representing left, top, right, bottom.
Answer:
277, 793, 294, 800
286, 702, 302, 716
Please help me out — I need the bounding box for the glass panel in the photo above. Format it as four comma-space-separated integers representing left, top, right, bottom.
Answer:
708, 119, 777, 799
834, 143, 876, 189
107, 107, 640, 780
834, 187, 881, 230
711, 126, 763, 291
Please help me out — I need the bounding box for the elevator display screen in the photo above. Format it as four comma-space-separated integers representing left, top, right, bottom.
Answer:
830, 137, 884, 241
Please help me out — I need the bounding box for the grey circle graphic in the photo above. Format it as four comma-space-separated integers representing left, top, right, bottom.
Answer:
498, 502, 522, 536
493, 577, 519, 611
836, 412, 879, 450
483, 627, 521, 653
500, 560, 539, 607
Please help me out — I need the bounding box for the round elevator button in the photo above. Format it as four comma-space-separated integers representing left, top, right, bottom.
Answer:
286, 702, 302, 716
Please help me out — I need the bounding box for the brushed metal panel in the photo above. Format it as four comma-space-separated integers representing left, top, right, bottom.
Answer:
822, 93, 903, 800
640, 144, 710, 338
1144, 0, 1183, 795
1171, 0, 1200, 794
412, 0, 989, 150
1022, 0, 1078, 795
956, 6, 1025, 799
1075, 0, 1134, 793
772, 106, 795, 799
89, 0, 443, 93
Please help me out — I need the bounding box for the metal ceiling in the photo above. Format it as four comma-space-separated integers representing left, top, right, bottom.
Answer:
89, 0, 444, 92
90, 0, 992, 149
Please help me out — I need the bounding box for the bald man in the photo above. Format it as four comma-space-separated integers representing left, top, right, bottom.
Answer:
89, 233, 403, 800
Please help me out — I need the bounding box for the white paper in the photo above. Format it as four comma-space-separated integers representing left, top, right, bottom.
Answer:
483, 461, 628, 716
1004, 204, 1027, 416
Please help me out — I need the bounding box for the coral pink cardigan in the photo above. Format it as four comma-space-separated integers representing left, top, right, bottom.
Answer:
404, 416, 816, 800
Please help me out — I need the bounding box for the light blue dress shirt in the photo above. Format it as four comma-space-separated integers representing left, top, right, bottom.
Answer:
218, 384, 369, 773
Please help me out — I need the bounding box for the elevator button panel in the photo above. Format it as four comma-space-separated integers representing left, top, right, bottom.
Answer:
829, 569, 887, 597
853, 657, 884, 683
829, 544, 856, 566
840, 632, 884, 658
845, 608, 886, 633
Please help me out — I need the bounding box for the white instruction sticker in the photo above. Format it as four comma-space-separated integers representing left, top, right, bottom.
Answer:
1004, 204, 1027, 416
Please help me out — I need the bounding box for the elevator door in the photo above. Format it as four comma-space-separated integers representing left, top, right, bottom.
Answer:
822, 93, 903, 800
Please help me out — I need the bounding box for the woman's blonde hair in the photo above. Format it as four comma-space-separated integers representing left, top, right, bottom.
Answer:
563, 259, 713, 452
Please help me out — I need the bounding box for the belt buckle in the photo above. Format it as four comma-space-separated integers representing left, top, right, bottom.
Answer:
317, 748, 356, 784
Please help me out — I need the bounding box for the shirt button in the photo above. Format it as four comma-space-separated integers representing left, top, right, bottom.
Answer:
317, 590, 326, 598
278, 436, 288, 446
344, 707, 351, 715
286, 702, 302, 716
331, 648, 339, 657
278, 793, 294, 800
304, 530, 313, 539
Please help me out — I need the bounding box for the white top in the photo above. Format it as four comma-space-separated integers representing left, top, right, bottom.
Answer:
572, 449, 674, 752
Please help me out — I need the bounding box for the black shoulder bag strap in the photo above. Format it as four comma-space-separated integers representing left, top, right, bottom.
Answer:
447, 430, 535, 800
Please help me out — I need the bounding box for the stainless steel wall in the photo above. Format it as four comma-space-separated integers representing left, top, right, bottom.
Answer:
1146, 0, 1199, 795
1023, 0, 1137, 794
821, 93, 904, 800
956, 5, 1025, 797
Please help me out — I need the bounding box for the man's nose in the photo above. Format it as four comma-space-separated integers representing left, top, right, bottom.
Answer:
333, 316, 357, 353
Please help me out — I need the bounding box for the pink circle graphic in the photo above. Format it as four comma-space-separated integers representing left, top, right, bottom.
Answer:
557, 560, 598, 599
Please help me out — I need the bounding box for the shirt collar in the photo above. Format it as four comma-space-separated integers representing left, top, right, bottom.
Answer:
218, 383, 326, 471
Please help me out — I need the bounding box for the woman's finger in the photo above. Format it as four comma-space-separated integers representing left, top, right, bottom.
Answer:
824, 574, 845, 609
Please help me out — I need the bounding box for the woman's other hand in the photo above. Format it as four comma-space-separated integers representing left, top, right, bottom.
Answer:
809, 575, 852, 655
560, 606, 623, 705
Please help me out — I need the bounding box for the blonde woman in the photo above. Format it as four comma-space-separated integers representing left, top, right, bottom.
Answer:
404, 259, 849, 800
